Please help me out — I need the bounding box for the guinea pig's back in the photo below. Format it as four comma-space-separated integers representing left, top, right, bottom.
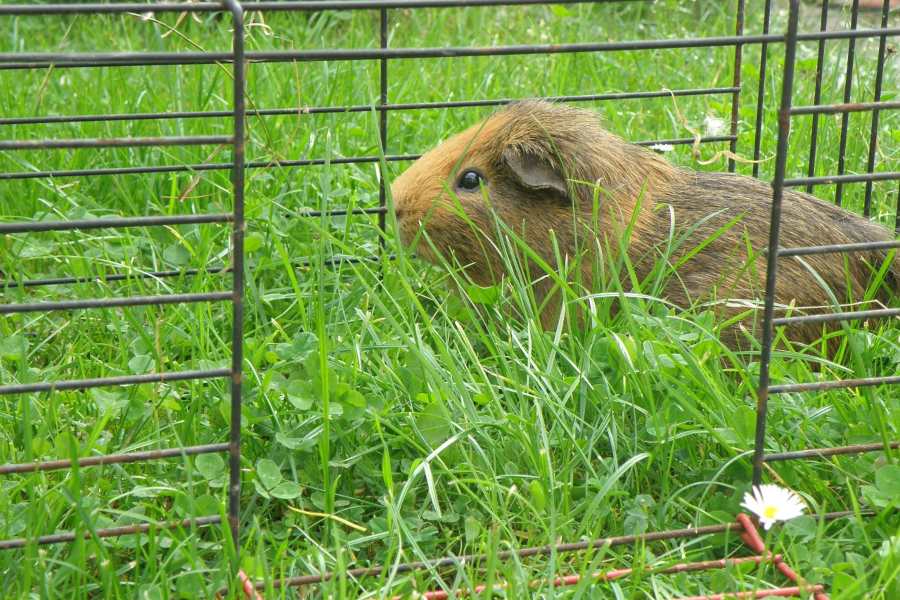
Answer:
652, 171, 897, 319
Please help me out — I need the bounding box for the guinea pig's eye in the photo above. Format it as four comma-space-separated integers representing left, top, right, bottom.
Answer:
457, 169, 485, 192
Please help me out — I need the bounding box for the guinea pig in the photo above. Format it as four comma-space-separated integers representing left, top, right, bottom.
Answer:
390, 100, 897, 348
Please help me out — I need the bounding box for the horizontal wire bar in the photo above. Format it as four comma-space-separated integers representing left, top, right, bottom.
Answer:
636, 135, 735, 147
0, 87, 738, 127
0, 213, 232, 234
1, 250, 388, 290
0, 154, 417, 180
0, 515, 221, 551
764, 441, 900, 462
773, 307, 900, 326
790, 100, 900, 116
0, 266, 230, 289
0, 108, 257, 127
0, 254, 383, 291
0, 162, 231, 180
0, 135, 232, 151
0, 291, 232, 314
0, 368, 231, 396
265, 523, 738, 588
2, 38, 778, 66
257, 511, 860, 589
0, 136, 730, 180
298, 87, 735, 114
298, 207, 387, 218
769, 375, 900, 394
0, 442, 230, 475
1, 30, 898, 71
0, 0, 639, 16
778, 239, 900, 256
783, 171, 900, 187
297, 254, 394, 268
404, 554, 784, 600
0, 245, 387, 290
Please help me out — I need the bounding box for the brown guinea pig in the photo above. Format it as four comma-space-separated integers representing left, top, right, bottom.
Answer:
390, 100, 897, 347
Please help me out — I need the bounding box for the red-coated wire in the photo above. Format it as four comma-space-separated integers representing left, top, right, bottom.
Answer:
241, 514, 831, 600
737, 513, 829, 600
238, 570, 264, 600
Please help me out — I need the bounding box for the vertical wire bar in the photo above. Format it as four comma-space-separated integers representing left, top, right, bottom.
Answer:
751, 0, 773, 178
862, 0, 891, 217
224, 0, 246, 568
727, 0, 745, 174
378, 7, 389, 249
805, 0, 829, 194
895, 181, 900, 234
753, 0, 800, 488
834, 0, 860, 207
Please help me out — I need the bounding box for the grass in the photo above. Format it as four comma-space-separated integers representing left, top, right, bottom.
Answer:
0, 1, 898, 598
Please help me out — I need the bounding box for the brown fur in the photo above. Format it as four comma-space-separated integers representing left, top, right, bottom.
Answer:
390, 101, 897, 347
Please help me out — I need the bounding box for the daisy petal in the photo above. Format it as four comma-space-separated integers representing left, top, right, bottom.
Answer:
741, 484, 807, 528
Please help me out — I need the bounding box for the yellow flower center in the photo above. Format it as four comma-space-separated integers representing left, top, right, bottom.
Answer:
763, 506, 778, 519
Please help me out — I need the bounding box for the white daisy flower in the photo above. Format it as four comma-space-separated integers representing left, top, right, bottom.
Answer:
649, 143, 674, 153
741, 484, 807, 530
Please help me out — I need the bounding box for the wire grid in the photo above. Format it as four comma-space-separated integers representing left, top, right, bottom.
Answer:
0, 0, 896, 597
0, 0, 248, 560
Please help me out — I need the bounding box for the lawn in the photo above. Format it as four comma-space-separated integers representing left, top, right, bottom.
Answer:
0, 1, 898, 598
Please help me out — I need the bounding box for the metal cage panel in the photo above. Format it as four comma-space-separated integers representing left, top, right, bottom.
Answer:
0, 0, 896, 597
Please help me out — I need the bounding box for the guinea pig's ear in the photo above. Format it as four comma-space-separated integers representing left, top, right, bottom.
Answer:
501, 147, 569, 200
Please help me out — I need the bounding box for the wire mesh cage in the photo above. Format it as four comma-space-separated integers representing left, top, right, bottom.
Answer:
0, 0, 897, 598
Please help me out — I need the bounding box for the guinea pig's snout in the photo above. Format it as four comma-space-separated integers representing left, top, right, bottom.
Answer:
390, 187, 408, 222
389, 184, 416, 243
